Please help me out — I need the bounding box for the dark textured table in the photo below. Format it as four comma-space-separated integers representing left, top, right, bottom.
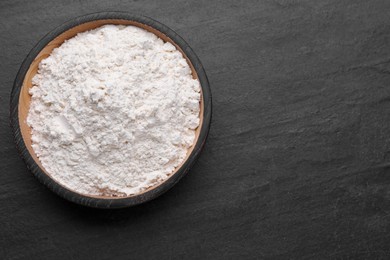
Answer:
2, 0, 390, 259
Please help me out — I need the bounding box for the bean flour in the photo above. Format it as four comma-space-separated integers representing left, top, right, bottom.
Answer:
27, 25, 201, 196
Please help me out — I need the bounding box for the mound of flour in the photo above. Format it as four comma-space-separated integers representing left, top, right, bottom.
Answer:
27, 25, 201, 196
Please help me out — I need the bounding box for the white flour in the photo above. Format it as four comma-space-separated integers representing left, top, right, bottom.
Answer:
27, 25, 201, 196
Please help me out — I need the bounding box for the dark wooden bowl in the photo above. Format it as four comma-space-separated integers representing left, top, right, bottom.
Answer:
10, 12, 212, 209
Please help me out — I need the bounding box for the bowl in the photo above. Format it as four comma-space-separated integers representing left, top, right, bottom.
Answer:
10, 12, 211, 208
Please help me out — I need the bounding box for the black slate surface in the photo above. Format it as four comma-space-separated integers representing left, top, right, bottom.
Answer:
2, 0, 390, 259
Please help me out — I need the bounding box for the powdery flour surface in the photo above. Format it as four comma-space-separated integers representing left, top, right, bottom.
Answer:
27, 25, 201, 196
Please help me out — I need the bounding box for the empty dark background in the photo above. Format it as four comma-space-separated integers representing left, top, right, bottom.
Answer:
2, 0, 390, 259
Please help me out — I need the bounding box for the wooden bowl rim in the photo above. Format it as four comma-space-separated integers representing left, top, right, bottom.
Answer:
10, 12, 212, 209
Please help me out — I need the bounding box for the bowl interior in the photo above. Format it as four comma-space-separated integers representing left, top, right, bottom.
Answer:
18, 19, 204, 199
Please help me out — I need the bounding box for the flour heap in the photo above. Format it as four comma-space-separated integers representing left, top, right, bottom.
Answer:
27, 25, 201, 196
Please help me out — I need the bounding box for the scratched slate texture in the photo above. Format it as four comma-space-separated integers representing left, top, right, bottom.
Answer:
2, 0, 390, 259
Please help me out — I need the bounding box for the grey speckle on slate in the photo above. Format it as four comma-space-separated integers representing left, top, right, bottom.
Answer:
2, 0, 390, 259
